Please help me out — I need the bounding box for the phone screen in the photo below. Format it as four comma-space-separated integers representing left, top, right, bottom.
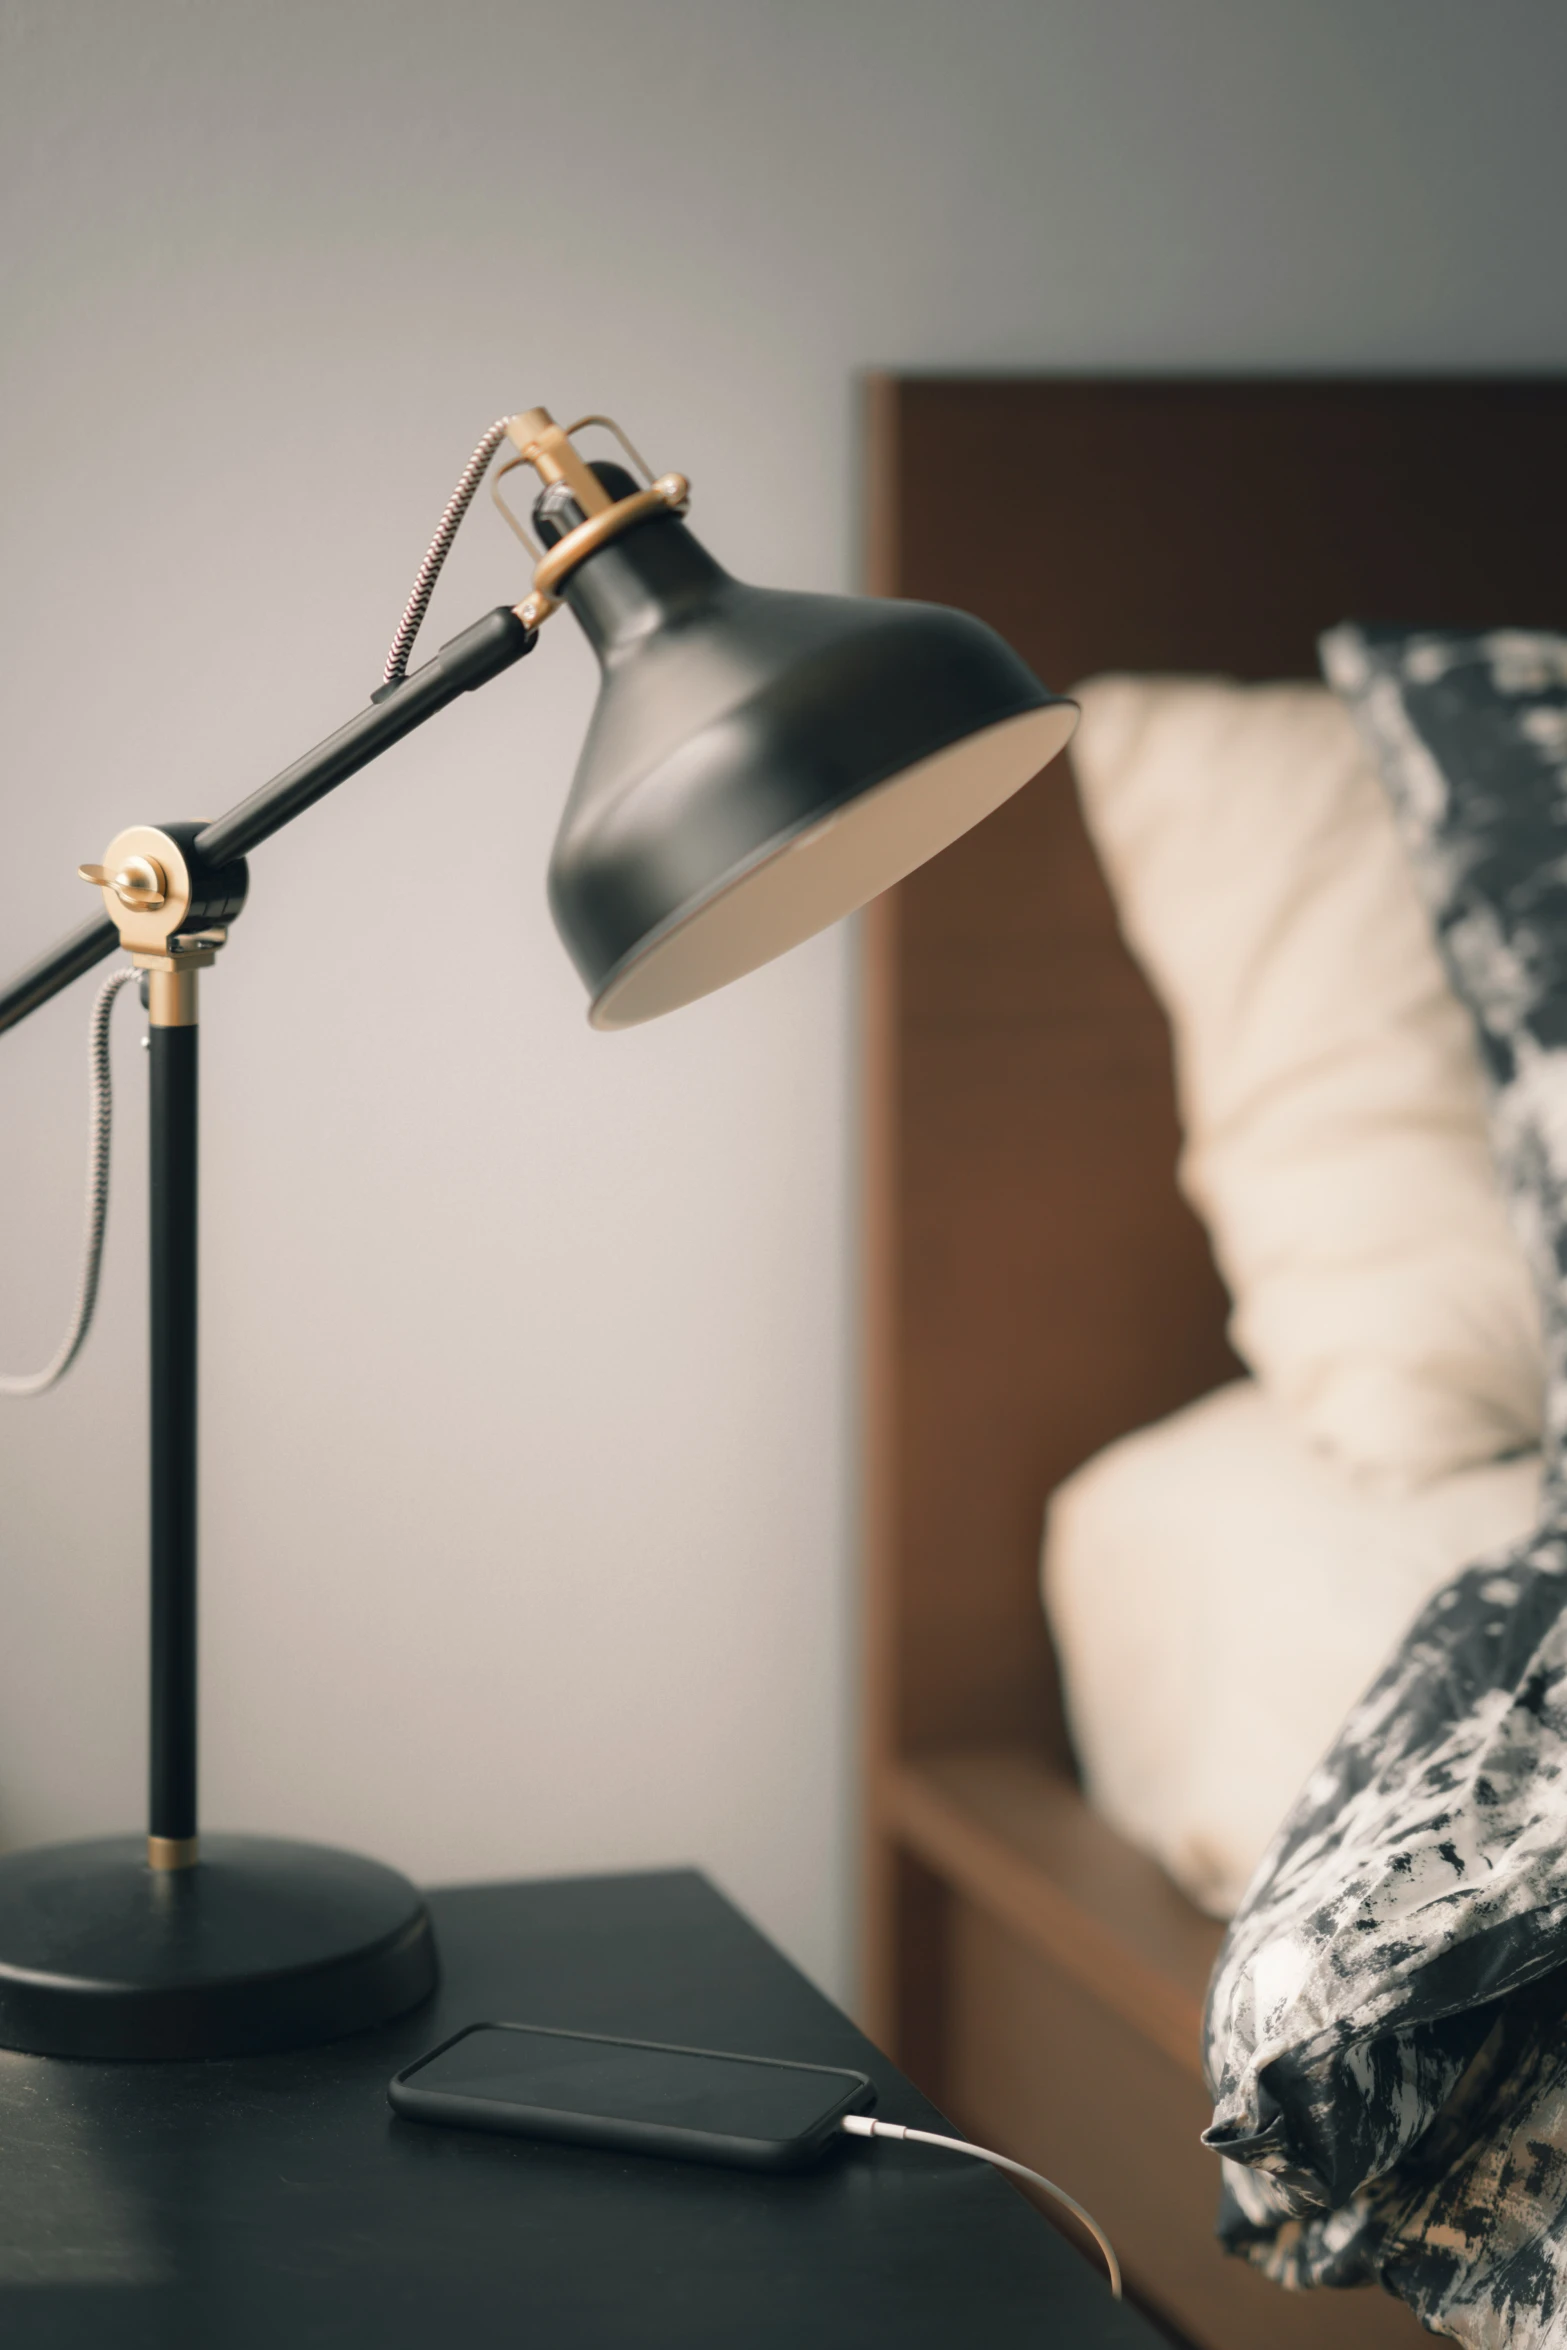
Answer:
397, 2024, 867, 2147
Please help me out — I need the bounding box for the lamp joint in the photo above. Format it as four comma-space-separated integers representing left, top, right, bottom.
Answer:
79, 823, 249, 963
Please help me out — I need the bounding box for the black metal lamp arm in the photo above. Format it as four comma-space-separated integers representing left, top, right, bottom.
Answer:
0, 604, 534, 1036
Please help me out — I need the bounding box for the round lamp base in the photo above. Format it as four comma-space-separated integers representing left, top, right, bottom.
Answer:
0, 1833, 438, 2059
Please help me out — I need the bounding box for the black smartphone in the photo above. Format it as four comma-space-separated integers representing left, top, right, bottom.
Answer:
388, 2022, 876, 2173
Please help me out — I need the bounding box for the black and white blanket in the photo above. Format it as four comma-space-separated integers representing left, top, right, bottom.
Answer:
1203, 625, 1567, 2345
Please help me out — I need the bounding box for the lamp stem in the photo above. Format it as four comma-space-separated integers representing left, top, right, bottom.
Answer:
147, 967, 200, 1871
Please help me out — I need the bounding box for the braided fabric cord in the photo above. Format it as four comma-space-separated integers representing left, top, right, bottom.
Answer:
382, 417, 514, 688
0, 964, 139, 1397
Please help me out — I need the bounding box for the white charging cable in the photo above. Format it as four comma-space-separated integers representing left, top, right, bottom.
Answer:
841, 2113, 1122, 2300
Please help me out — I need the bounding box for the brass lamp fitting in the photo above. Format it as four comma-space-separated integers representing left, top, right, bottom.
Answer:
493, 408, 690, 630
79, 823, 249, 1023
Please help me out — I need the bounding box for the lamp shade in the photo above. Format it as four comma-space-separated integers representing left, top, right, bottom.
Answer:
540, 467, 1077, 1027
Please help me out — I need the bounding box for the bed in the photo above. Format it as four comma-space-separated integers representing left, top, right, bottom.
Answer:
858, 375, 1567, 2350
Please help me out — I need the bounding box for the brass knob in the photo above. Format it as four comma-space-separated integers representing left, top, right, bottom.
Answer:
79, 856, 168, 911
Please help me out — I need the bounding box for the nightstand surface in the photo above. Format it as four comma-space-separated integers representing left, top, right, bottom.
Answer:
0, 1865, 1158, 2346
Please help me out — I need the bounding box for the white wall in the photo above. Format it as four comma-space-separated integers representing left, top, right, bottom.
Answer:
1, 0, 1564, 2001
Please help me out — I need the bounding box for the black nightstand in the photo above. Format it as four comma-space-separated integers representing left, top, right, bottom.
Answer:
0, 1867, 1158, 2345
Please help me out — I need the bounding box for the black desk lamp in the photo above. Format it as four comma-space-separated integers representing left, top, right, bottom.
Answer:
0, 407, 1076, 2059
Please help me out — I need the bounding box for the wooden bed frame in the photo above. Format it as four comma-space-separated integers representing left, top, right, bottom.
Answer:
859, 376, 1567, 2350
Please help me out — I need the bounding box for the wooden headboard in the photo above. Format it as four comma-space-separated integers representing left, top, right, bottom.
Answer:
864, 376, 1567, 1764
859, 377, 1567, 2350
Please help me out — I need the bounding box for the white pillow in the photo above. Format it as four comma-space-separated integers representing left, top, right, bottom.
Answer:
1043, 1380, 1541, 1917
1071, 676, 1542, 1485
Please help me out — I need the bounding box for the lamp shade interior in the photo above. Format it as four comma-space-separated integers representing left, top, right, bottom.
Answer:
590, 700, 1074, 1029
